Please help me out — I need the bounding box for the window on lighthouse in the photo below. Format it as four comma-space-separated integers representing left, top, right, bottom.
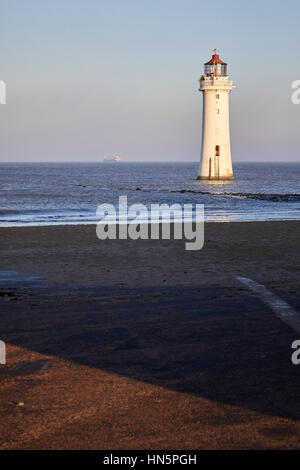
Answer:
221, 64, 227, 75
215, 146, 220, 156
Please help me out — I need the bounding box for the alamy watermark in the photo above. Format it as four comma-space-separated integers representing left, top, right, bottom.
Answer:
291, 80, 300, 104
96, 196, 204, 251
291, 340, 300, 365
0, 80, 6, 104
0, 341, 6, 365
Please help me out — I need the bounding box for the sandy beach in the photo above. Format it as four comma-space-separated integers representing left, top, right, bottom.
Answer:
1, 221, 299, 289
0, 221, 300, 449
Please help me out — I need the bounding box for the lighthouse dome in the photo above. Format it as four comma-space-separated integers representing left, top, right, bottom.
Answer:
204, 50, 227, 76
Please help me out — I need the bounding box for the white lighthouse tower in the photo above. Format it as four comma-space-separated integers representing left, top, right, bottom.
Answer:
198, 50, 234, 180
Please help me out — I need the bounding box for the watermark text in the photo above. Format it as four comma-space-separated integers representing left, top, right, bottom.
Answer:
291, 80, 300, 104
96, 196, 204, 251
0, 341, 6, 365
0, 80, 6, 104
291, 340, 300, 365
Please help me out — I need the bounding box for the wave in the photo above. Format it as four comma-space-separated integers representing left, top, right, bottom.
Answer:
118, 186, 300, 202
0, 208, 93, 218
0, 209, 21, 215
170, 190, 300, 202
230, 193, 300, 202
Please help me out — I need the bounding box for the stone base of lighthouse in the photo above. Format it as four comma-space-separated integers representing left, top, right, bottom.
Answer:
197, 175, 234, 181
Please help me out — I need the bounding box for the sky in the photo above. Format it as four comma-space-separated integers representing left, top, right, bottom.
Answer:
0, 0, 299, 162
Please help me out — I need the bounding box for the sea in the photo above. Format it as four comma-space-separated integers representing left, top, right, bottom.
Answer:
0, 162, 300, 226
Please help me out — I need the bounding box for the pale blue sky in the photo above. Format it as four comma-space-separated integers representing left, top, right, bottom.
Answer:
0, 0, 299, 161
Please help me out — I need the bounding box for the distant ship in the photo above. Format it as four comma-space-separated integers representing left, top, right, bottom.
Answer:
103, 153, 121, 163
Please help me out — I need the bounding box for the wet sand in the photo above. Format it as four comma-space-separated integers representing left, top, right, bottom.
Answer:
0, 221, 300, 449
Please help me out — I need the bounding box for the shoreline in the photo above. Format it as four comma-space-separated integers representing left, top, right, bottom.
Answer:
2, 216, 300, 229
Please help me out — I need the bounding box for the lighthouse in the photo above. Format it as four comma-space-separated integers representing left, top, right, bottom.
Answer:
197, 50, 234, 181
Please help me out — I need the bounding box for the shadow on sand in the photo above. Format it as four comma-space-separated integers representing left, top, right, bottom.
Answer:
1, 275, 300, 421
